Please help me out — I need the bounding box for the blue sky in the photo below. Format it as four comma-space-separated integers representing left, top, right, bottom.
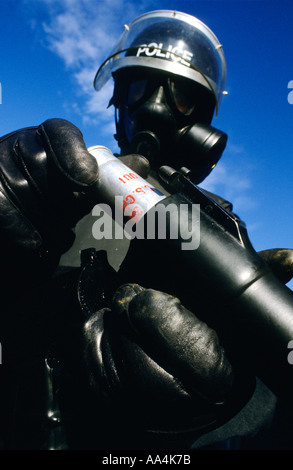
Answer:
0, 0, 293, 287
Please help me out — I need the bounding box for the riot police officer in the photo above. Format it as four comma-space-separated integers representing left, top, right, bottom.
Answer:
0, 10, 291, 450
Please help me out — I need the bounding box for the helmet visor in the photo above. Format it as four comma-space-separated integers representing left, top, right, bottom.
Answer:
94, 10, 227, 110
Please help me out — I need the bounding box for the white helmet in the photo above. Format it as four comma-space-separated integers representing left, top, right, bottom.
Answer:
94, 10, 227, 112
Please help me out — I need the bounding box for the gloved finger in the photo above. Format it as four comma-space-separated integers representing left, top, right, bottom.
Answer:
258, 248, 293, 284
118, 154, 150, 179
112, 284, 233, 404
0, 124, 92, 257
0, 130, 46, 245
0, 186, 42, 250
37, 118, 99, 188
3, 127, 91, 246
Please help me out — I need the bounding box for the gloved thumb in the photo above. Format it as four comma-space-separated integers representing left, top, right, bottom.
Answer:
38, 118, 99, 188
112, 283, 234, 404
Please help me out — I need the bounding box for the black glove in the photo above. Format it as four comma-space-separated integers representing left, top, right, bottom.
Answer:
83, 283, 251, 449
0, 118, 149, 294
258, 248, 293, 284
0, 118, 100, 290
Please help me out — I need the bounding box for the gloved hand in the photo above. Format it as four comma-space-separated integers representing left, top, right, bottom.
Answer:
0, 119, 149, 294
83, 283, 250, 448
258, 248, 293, 284
0, 118, 99, 288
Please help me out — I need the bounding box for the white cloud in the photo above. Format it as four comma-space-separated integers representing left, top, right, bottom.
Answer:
25, 0, 155, 129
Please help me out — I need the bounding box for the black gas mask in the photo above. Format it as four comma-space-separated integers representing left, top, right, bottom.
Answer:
111, 69, 227, 184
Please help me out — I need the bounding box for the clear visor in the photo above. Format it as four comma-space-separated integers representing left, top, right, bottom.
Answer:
94, 10, 227, 110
